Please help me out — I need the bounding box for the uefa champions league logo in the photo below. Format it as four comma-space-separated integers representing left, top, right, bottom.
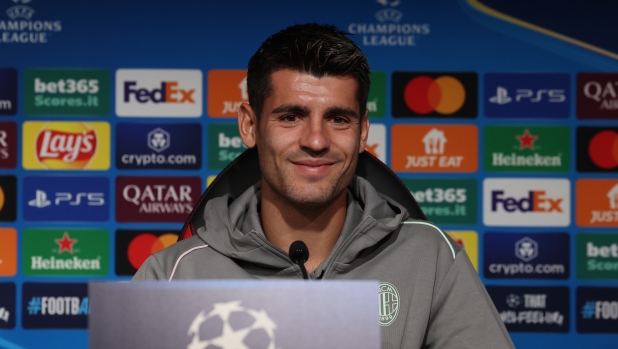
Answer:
187, 300, 277, 349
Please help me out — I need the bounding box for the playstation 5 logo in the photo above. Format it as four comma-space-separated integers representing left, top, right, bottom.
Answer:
28, 190, 51, 208
489, 87, 512, 105
28, 190, 104, 208
23, 176, 109, 222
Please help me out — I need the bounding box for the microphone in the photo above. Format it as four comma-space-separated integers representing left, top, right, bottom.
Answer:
288, 240, 310, 280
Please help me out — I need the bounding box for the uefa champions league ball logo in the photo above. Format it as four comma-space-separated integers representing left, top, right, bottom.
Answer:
187, 300, 277, 349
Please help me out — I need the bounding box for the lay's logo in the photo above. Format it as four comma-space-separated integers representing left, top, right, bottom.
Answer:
23, 122, 110, 170
483, 178, 570, 227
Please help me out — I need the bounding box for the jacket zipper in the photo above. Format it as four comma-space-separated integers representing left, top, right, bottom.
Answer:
321, 216, 375, 280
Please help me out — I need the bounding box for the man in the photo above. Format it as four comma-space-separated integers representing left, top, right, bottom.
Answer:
134, 23, 514, 349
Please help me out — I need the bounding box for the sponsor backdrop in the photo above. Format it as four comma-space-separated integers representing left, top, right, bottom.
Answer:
1, 0, 617, 347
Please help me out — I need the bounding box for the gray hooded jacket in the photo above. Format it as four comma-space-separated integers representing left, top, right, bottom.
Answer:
134, 176, 515, 349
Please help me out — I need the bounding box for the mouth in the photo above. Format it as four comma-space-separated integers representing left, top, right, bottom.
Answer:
291, 160, 336, 177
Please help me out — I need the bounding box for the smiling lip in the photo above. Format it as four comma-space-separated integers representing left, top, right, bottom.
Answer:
291, 160, 336, 176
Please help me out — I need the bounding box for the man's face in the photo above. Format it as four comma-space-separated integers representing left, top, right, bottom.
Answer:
240, 69, 369, 209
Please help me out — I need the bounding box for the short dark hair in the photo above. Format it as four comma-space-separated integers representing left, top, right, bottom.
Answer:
247, 23, 370, 118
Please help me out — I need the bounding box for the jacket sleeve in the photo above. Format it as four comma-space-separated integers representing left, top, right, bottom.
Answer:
132, 255, 167, 281
424, 249, 515, 349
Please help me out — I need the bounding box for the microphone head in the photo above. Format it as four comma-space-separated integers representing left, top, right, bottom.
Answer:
288, 240, 309, 264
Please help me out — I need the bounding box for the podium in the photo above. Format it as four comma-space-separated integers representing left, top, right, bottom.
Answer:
89, 280, 380, 349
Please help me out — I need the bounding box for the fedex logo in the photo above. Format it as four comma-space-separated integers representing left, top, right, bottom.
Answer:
484, 178, 570, 227
491, 191, 563, 213
115, 69, 202, 117
123, 81, 195, 104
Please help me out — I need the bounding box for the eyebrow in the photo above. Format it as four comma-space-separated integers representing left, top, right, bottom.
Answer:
325, 107, 359, 119
270, 104, 359, 119
271, 104, 310, 115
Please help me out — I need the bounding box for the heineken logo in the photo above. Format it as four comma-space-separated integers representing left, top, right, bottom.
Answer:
55, 232, 77, 254
379, 282, 399, 326
31, 256, 101, 271
484, 126, 569, 173
516, 129, 537, 150
22, 229, 108, 276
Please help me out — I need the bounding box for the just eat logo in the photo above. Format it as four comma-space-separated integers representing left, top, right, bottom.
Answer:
483, 178, 570, 227
115, 69, 202, 117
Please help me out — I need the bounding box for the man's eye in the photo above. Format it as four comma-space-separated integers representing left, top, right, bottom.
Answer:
282, 114, 297, 122
332, 116, 348, 124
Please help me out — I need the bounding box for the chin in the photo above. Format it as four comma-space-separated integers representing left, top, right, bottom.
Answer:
283, 184, 343, 209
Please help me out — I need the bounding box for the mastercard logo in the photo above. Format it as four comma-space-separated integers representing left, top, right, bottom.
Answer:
404, 76, 465, 115
392, 72, 477, 117
127, 233, 177, 270
588, 130, 618, 169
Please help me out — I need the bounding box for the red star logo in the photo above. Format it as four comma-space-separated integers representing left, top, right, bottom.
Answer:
516, 129, 538, 150
55, 232, 77, 254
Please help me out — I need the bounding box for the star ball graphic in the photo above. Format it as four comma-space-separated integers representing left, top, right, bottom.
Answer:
187, 301, 277, 349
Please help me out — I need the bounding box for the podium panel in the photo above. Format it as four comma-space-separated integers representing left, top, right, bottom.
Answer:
89, 280, 380, 349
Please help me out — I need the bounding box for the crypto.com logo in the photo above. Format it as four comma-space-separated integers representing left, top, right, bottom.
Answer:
147, 128, 169, 153
515, 237, 538, 262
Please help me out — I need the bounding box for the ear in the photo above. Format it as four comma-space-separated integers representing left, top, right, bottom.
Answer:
238, 102, 257, 148
358, 109, 370, 153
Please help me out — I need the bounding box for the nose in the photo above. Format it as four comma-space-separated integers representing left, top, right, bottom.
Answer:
299, 116, 330, 155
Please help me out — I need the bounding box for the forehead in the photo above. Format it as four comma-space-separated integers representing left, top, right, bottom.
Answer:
265, 69, 360, 112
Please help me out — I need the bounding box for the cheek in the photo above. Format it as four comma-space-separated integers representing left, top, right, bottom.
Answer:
258, 133, 295, 164
264, 130, 299, 152
335, 132, 361, 156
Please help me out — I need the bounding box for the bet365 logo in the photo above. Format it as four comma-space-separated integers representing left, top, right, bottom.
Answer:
23, 69, 110, 116
208, 124, 246, 169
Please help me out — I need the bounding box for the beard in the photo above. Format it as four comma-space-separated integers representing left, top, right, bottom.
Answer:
259, 149, 357, 210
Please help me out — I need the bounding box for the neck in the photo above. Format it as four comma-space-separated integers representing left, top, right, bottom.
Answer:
260, 183, 348, 274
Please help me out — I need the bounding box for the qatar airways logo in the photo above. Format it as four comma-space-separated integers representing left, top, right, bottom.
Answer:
115, 69, 202, 117
115, 176, 201, 222
483, 178, 570, 227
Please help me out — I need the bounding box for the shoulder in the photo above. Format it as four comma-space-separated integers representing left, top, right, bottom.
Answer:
135, 235, 211, 280
153, 234, 210, 260
398, 219, 462, 260
391, 219, 463, 275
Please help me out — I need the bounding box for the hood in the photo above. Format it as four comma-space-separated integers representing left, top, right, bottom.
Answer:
195, 176, 409, 273
180, 148, 425, 241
